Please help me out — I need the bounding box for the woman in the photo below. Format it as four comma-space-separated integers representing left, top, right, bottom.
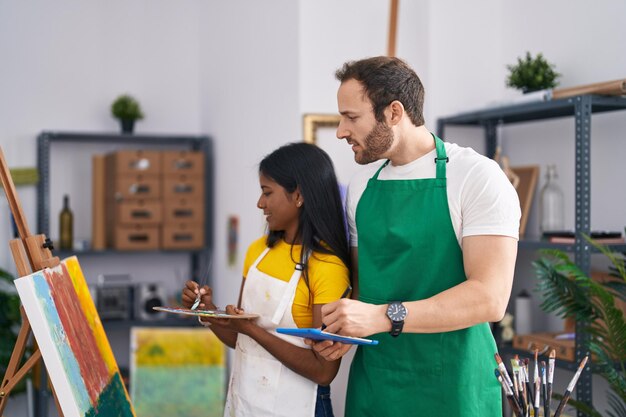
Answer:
181, 142, 351, 417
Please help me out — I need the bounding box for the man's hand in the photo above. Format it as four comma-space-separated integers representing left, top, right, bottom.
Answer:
304, 339, 353, 361
320, 299, 389, 338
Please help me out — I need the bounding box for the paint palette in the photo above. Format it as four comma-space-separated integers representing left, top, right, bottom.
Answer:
153, 306, 259, 319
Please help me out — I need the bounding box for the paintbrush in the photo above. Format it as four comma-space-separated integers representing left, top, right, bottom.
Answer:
518, 359, 529, 416
533, 349, 540, 416
191, 253, 213, 310
533, 375, 541, 417
495, 369, 524, 417
541, 361, 547, 417
523, 358, 534, 409
547, 349, 556, 417
511, 355, 526, 415
321, 285, 351, 331
510, 355, 528, 416
495, 353, 522, 414
553, 356, 589, 417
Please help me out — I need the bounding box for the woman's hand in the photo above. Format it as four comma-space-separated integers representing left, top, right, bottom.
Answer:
181, 280, 217, 310
199, 304, 257, 335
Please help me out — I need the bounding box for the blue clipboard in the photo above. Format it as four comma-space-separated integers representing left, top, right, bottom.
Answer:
276, 328, 379, 345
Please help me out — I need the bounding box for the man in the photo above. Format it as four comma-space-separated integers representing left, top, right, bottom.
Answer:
309, 56, 520, 416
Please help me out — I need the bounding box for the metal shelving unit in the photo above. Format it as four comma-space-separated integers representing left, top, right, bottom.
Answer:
437, 94, 626, 416
35, 131, 214, 417
37, 131, 214, 275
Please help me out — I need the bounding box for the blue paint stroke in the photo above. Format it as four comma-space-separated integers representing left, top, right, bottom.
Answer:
31, 272, 91, 414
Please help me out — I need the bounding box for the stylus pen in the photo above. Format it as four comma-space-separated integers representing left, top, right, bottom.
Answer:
321, 285, 352, 331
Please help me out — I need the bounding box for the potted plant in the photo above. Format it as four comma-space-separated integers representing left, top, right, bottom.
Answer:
506, 52, 561, 93
111, 94, 144, 134
533, 239, 626, 416
0, 267, 28, 393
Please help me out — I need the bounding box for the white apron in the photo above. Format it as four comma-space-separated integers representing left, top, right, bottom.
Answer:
224, 247, 317, 417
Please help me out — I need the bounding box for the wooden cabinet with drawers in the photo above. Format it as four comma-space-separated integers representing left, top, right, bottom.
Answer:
104, 149, 205, 250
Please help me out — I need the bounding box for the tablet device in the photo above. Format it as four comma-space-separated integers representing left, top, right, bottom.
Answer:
153, 306, 259, 319
276, 328, 378, 345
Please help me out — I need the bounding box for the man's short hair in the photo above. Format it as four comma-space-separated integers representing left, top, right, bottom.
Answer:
336, 56, 425, 126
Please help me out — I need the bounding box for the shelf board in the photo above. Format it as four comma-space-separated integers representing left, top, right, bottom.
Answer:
39, 131, 209, 147
438, 95, 626, 126
52, 248, 209, 257
101, 317, 195, 330
518, 236, 626, 252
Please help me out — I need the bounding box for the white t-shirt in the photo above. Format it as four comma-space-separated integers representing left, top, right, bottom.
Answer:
346, 141, 521, 247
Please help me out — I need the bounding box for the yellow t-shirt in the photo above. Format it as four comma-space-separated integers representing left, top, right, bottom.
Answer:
243, 237, 350, 329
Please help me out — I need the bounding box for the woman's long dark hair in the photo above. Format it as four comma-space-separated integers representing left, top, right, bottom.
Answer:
259, 143, 351, 295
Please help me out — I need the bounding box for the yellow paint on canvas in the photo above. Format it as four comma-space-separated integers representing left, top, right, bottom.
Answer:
64, 256, 118, 375
134, 328, 224, 366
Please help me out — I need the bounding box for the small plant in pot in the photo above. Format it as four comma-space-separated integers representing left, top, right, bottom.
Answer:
506, 52, 561, 93
111, 94, 144, 134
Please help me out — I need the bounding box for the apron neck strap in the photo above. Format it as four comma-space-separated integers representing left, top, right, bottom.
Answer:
372, 160, 390, 180
270, 248, 311, 324
433, 134, 448, 179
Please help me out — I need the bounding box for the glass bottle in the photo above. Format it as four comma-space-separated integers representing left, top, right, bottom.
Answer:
539, 164, 564, 234
59, 194, 73, 250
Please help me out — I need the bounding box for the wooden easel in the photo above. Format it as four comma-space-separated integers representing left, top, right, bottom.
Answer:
387, 0, 399, 57
0, 146, 63, 417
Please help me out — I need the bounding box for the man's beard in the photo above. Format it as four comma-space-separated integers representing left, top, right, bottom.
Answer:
355, 121, 394, 165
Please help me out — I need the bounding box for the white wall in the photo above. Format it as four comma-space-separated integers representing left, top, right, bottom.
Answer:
0, 1, 205, 295
197, 0, 301, 337
1, 0, 625, 415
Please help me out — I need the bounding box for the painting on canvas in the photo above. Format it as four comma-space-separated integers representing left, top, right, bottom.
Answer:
14, 256, 135, 417
130, 327, 225, 417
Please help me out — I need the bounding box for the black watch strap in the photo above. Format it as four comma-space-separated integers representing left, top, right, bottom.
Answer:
390, 320, 404, 337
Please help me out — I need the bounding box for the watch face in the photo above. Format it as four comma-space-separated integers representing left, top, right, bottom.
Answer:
386, 302, 407, 322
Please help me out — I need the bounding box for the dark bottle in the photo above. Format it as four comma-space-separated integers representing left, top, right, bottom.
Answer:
59, 194, 73, 250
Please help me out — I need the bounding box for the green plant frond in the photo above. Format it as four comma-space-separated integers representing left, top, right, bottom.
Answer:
589, 286, 626, 358
538, 248, 573, 263
534, 246, 626, 413
533, 255, 598, 321
604, 281, 626, 303
589, 345, 626, 398
0, 267, 15, 282
607, 390, 626, 417
586, 236, 626, 280
608, 252, 626, 282
551, 393, 604, 417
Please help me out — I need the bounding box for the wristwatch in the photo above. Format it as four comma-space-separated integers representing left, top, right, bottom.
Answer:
386, 301, 407, 337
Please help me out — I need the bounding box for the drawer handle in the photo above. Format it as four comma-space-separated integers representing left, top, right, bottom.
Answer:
174, 184, 193, 193
174, 234, 193, 242
129, 184, 151, 194
174, 160, 193, 169
131, 210, 151, 219
130, 158, 151, 170
128, 234, 149, 242
174, 209, 194, 217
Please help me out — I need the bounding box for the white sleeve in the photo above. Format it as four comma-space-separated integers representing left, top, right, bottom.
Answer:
460, 158, 521, 239
346, 180, 359, 247
345, 166, 376, 247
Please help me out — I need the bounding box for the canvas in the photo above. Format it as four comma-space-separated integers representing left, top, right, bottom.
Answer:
14, 256, 135, 417
130, 327, 225, 417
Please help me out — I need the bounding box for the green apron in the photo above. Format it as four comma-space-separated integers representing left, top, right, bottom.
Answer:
345, 135, 501, 416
